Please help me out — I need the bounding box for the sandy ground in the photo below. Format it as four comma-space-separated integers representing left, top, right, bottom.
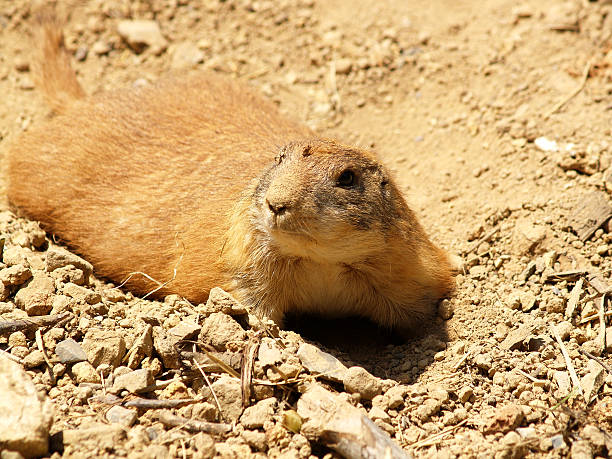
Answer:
1, 0, 612, 457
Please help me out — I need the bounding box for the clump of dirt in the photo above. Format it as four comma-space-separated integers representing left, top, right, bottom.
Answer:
1, 0, 612, 457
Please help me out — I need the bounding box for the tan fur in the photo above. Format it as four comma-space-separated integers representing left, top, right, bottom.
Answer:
6, 19, 455, 330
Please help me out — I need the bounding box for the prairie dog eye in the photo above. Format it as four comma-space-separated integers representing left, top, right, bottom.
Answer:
336, 169, 356, 188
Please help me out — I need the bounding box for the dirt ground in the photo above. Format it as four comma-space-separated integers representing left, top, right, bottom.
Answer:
1, 0, 612, 457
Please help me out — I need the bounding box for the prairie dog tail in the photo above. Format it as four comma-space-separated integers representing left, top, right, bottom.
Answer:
31, 9, 85, 114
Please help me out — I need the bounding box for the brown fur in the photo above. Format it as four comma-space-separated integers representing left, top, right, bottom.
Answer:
6, 19, 455, 330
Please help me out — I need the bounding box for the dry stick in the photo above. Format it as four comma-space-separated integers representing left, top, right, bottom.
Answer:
545, 58, 593, 118
241, 333, 261, 408
598, 294, 607, 354
411, 419, 469, 449
549, 324, 584, 400
124, 398, 199, 410
35, 329, 55, 385
156, 411, 232, 435
515, 368, 546, 385
466, 227, 499, 255
115, 232, 185, 301
196, 347, 241, 379
580, 310, 612, 325
192, 355, 225, 422
578, 348, 612, 372
0, 312, 71, 336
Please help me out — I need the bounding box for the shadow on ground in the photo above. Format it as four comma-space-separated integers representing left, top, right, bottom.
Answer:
284, 312, 449, 383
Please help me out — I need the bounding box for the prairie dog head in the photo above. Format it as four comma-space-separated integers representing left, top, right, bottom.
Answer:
251, 139, 410, 264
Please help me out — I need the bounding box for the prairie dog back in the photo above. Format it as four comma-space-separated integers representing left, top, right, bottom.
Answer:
7, 18, 454, 330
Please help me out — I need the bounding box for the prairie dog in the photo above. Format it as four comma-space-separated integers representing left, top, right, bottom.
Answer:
7, 18, 454, 330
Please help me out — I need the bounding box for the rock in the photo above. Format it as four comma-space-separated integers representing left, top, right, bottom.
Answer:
62, 283, 101, 304
23, 350, 45, 369
513, 220, 547, 254
127, 325, 153, 369
415, 398, 442, 422
8, 332, 27, 348
55, 339, 88, 364
296, 342, 348, 383
500, 324, 535, 351
82, 329, 126, 368
534, 137, 559, 152
335, 58, 352, 75
520, 292, 537, 312
192, 432, 216, 458
167, 321, 201, 342
117, 20, 168, 55
199, 312, 246, 350
570, 441, 592, 459
70, 361, 99, 384
171, 41, 205, 69
482, 405, 525, 434
153, 327, 181, 369
208, 376, 243, 422
458, 386, 474, 404
0, 265, 32, 286
240, 430, 267, 452
438, 299, 454, 319
581, 359, 605, 403
15, 275, 55, 316
553, 371, 571, 395
581, 425, 607, 455
555, 321, 572, 341
297, 384, 409, 459
46, 247, 93, 279
258, 338, 283, 367
0, 354, 54, 458
91, 40, 111, 55
384, 386, 407, 409
369, 406, 391, 423
62, 424, 126, 449
105, 405, 137, 427
112, 368, 153, 394
204, 287, 247, 315
240, 397, 276, 429
549, 433, 567, 449
343, 366, 383, 400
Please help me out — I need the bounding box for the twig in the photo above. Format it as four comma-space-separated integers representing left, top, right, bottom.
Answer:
578, 348, 612, 372
0, 312, 71, 336
124, 398, 200, 410
598, 294, 607, 354
515, 368, 546, 385
35, 329, 55, 385
545, 59, 593, 118
580, 310, 612, 325
192, 355, 224, 422
241, 333, 261, 408
411, 419, 469, 448
466, 228, 499, 255
116, 232, 185, 300
155, 410, 232, 435
550, 324, 584, 400
453, 350, 471, 370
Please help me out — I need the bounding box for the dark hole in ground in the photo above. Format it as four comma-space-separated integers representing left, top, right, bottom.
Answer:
284, 312, 449, 382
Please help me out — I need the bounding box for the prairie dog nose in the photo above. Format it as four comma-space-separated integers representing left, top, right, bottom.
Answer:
265, 184, 295, 216
267, 199, 288, 216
